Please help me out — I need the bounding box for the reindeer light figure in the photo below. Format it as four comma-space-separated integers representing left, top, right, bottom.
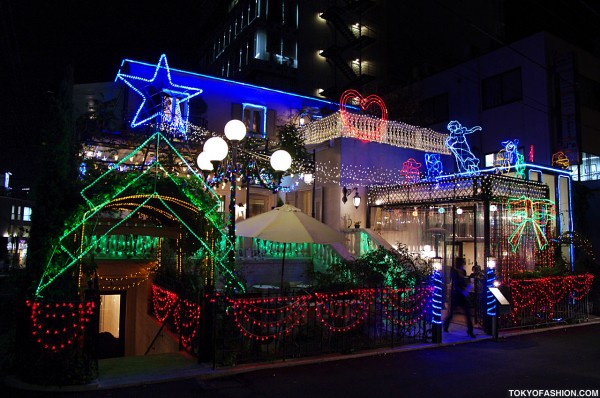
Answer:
445, 120, 481, 175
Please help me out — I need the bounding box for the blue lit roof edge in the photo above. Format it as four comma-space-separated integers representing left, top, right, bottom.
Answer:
116, 57, 341, 108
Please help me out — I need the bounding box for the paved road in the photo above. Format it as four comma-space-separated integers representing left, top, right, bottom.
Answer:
5, 323, 600, 398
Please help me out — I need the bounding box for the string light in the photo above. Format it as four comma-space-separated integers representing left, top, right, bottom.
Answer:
26, 300, 95, 352
507, 195, 555, 252
314, 289, 375, 333
381, 287, 433, 327
300, 112, 449, 154
425, 153, 444, 180
399, 158, 422, 183
339, 90, 388, 142
115, 54, 203, 137
36, 131, 246, 297
151, 284, 201, 349
225, 294, 310, 341
552, 152, 570, 169
503, 274, 594, 325
445, 120, 481, 175
431, 272, 443, 325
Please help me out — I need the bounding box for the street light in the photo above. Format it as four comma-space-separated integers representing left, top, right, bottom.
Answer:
202, 120, 247, 279
199, 119, 292, 284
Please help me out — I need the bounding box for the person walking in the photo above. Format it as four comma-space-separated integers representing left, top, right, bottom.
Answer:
443, 257, 476, 338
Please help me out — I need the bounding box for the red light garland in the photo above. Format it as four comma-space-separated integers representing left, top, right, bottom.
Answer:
152, 284, 178, 323
339, 89, 388, 142
225, 295, 311, 342
314, 289, 375, 333
151, 284, 201, 350
506, 274, 594, 324
26, 300, 95, 352
381, 286, 433, 327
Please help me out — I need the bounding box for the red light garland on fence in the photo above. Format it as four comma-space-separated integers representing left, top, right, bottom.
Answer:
381, 286, 433, 327
151, 284, 201, 350
152, 284, 178, 322
173, 298, 201, 349
26, 300, 95, 352
314, 289, 376, 332
225, 295, 311, 341
506, 274, 594, 324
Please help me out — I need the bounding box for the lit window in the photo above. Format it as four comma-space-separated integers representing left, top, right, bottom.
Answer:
23, 207, 32, 222
160, 92, 188, 138
242, 103, 267, 137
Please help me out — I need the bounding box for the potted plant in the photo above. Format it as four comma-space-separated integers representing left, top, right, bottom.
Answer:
354, 221, 361, 229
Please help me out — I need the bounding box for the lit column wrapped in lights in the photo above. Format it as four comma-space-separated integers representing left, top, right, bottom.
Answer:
486, 257, 497, 317
486, 256, 498, 338
431, 257, 443, 343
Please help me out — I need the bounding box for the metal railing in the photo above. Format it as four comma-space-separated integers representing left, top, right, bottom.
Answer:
212, 286, 433, 367
499, 295, 590, 330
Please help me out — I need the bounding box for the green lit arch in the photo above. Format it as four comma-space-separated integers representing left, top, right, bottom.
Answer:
35, 132, 243, 298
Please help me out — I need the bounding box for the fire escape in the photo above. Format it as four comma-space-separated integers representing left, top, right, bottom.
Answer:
319, 0, 376, 99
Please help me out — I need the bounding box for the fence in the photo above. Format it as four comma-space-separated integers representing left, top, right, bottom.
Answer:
212, 286, 433, 367
498, 274, 593, 330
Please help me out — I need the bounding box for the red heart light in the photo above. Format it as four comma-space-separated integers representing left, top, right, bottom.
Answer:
339, 89, 388, 142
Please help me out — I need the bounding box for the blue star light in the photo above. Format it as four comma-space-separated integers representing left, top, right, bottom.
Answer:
116, 54, 203, 137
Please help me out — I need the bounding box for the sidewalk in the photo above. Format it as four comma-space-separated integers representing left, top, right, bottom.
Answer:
5, 317, 600, 392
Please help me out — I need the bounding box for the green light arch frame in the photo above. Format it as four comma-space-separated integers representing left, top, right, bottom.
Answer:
35, 132, 244, 298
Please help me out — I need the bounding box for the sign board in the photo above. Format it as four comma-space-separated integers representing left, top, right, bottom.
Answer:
489, 287, 512, 315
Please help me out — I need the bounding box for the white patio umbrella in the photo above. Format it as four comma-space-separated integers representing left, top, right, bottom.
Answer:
234, 204, 347, 289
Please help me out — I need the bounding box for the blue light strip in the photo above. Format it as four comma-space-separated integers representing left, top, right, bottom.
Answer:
486, 269, 496, 316
528, 169, 544, 183
116, 57, 342, 108
439, 162, 573, 180
432, 270, 443, 324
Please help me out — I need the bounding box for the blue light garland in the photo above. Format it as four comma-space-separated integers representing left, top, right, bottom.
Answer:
431, 270, 443, 325
486, 268, 496, 316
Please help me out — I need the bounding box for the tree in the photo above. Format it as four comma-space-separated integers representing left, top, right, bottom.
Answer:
27, 67, 82, 297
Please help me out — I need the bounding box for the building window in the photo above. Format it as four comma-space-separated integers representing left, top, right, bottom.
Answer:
242, 103, 267, 137
482, 68, 522, 109
485, 146, 524, 169
579, 75, 600, 112
250, 198, 267, 216
419, 93, 448, 125
160, 93, 187, 136
23, 207, 32, 222
218, 195, 226, 213
571, 152, 600, 181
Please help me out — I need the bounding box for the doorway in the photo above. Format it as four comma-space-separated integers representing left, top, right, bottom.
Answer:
98, 292, 126, 358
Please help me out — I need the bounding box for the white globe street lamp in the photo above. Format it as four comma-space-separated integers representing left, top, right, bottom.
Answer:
203, 137, 229, 162
270, 149, 292, 171
196, 152, 214, 171
224, 119, 247, 141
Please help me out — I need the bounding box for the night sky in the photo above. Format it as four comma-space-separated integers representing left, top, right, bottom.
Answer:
1, 1, 599, 190
0, 1, 223, 188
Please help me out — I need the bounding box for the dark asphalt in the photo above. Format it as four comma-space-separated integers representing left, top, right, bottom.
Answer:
4, 323, 600, 398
